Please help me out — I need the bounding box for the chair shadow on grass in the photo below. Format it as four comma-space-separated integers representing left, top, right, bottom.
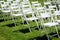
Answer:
0, 19, 4, 22
29, 35, 48, 40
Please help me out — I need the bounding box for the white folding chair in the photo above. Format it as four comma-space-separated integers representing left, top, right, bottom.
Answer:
40, 12, 60, 40
10, 3, 23, 26
23, 9, 39, 32
32, 1, 42, 7
31, 1, 45, 18
0, 0, 4, 9
22, 2, 40, 32
1, 2, 11, 21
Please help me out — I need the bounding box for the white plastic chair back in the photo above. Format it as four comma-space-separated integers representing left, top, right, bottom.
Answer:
2, 7, 11, 13
44, 1, 51, 6
10, 3, 19, 11
23, 7, 33, 14
23, 0, 29, 2
40, 12, 51, 25
49, 5, 57, 10
1, 2, 10, 13
7, 0, 13, 2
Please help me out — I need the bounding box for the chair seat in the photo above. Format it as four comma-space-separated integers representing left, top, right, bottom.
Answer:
54, 11, 60, 15
11, 6, 19, 9
12, 9, 19, 12
44, 1, 51, 5
11, 14, 23, 16
2, 10, 11, 13
43, 22, 59, 27
24, 11, 34, 14
32, 1, 38, 4
36, 7, 44, 10
55, 20, 60, 23
40, 13, 51, 18
33, 3, 40, 6
23, 5, 30, 7
25, 17, 38, 21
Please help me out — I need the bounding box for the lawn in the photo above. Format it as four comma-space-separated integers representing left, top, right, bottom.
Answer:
0, 0, 60, 40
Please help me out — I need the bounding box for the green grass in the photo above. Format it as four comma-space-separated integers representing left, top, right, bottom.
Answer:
0, 0, 60, 40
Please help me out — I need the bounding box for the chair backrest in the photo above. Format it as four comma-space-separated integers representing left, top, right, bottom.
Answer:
40, 13, 56, 25
22, 1, 32, 11
1, 7, 11, 13
10, 3, 21, 14
40, 12, 51, 24
45, 8, 55, 14
54, 10, 60, 20
31, 1, 43, 16
23, 8, 35, 19
44, 1, 51, 5
1, 2, 11, 13
32, 1, 41, 7
36, 7, 45, 14
22, 5, 33, 15
49, 5, 57, 10
22, 3, 35, 19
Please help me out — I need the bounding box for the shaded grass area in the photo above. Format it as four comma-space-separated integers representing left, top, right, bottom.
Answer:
0, 18, 60, 40
0, 16, 60, 40
29, 35, 48, 40
0, 26, 26, 40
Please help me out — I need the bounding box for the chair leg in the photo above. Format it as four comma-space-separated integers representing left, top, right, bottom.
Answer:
13, 18, 17, 27
21, 16, 25, 29
43, 26, 50, 40
26, 20, 32, 32
55, 25, 60, 38
11, 16, 16, 26
35, 19, 40, 31
21, 16, 24, 24
3, 14, 5, 21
